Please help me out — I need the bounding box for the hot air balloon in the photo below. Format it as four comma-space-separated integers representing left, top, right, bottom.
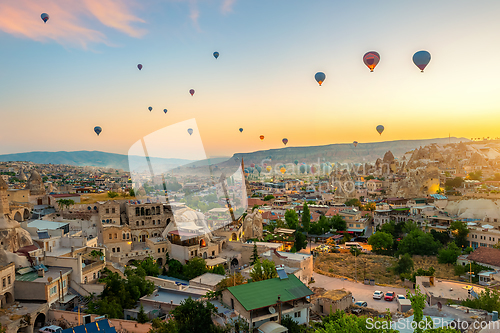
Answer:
376, 125, 384, 135
41, 13, 49, 23
239, 128, 243, 133
260, 135, 264, 141
163, 109, 168, 114
280, 167, 286, 174
363, 51, 380, 72
263, 163, 267, 167
137, 64, 143, 70
250, 163, 255, 168
282, 138, 288, 146
315, 72, 326, 86
213, 52, 219, 59
353, 141, 358, 147
256, 166, 262, 173
189, 89, 195, 96
188, 128, 193, 135
294, 160, 299, 165
299, 165, 306, 174
148, 106, 152, 112
94, 126, 102, 136
311, 166, 316, 174
266, 166, 272, 172
413, 51, 431, 72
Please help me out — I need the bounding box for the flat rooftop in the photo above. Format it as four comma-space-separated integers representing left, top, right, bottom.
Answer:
189, 272, 226, 287
141, 286, 207, 305
16, 266, 72, 283
425, 279, 485, 301
27, 220, 69, 230
262, 250, 311, 261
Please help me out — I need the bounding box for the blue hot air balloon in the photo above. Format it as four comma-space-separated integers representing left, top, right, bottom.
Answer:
188, 128, 193, 135
239, 128, 243, 133
41, 13, 49, 23
163, 109, 168, 114
148, 106, 152, 112
376, 125, 385, 135
413, 51, 431, 72
315, 72, 326, 86
94, 126, 102, 136
213, 52, 219, 59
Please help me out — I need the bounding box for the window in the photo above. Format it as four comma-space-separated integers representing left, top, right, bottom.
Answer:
106, 209, 109, 214
349, 224, 353, 227
127, 233, 130, 239
93, 273, 96, 280
7, 276, 11, 285
112, 248, 116, 253
212, 251, 215, 256
158, 248, 161, 253
153, 220, 156, 225
2, 278, 5, 288
123, 233, 126, 239
62, 280, 66, 288
108, 234, 112, 240
136, 221, 139, 226
50, 286, 57, 295
114, 233, 118, 239
294, 311, 301, 318
112, 208, 116, 214
142, 221, 145, 226
136, 207, 140, 216
117, 247, 120, 252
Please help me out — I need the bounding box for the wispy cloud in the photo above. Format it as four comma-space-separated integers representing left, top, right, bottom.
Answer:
188, 0, 201, 31
0, 0, 146, 48
221, 0, 236, 14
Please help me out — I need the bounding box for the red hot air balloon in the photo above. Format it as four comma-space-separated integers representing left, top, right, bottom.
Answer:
189, 89, 195, 96
250, 163, 255, 168
282, 138, 288, 146
260, 135, 264, 141
363, 51, 380, 72
137, 64, 143, 70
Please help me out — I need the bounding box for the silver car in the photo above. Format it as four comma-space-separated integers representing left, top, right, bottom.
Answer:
373, 290, 384, 299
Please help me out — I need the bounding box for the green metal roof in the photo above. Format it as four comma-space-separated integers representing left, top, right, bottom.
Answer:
227, 274, 313, 311
15, 271, 39, 282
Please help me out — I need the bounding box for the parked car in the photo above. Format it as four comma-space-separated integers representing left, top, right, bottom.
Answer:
39, 326, 62, 333
397, 294, 406, 300
384, 292, 395, 301
354, 301, 368, 307
373, 291, 384, 299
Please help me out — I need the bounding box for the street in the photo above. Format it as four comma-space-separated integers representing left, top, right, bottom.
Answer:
311, 272, 409, 313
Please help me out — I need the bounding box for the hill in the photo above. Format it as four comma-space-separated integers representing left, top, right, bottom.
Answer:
0, 151, 193, 171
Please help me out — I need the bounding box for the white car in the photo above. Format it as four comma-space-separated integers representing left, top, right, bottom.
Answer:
39, 326, 62, 333
397, 294, 406, 300
373, 291, 384, 299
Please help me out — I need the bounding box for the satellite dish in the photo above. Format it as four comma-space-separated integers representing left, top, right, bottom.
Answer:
268, 306, 276, 314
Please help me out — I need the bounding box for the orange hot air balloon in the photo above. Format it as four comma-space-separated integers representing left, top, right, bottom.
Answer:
363, 51, 380, 72
260, 135, 264, 141
280, 167, 286, 174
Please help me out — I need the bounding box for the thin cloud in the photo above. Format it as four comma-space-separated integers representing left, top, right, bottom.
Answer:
221, 0, 236, 14
0, 0, 146, 48
188, 0, 201, 31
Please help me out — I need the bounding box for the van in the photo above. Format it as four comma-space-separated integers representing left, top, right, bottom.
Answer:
345, 242, 363, 249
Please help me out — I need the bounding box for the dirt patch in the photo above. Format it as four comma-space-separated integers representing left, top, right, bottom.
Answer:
412, 256, 458, 281
314, 253, 401, 286
81, 193, 131, 204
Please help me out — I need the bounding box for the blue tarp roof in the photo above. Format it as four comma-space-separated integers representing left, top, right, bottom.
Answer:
60, 319, 115, 333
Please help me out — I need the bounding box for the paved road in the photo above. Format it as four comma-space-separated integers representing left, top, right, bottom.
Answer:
312, 272, 409, 313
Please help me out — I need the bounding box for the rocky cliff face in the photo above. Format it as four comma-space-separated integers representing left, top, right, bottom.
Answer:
243, 211, 263, 240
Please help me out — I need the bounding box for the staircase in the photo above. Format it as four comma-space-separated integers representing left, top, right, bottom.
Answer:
68, 286, 91, 309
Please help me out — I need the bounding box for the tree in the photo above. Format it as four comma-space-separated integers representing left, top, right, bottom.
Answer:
285, 209, 299, 230
209, 265, 225, 275
349, 246, 362, 257
368, 232, 393, 255
331, 214, 346, 231
445, 177, 464, 188
137, 304, 149, 323
134, 256, 160, 277
294, 231, 307, 252
449, 221, 469, 248
263, 194, 274, 201
468, 170, 482, 181
56, 199, 75, 211
250, 258, 277, 282
407, 285, 427, 333
281, 315, 305, 333
149, 297, 221, 333
462, 288, 500, 312
129, 188, 135, 197
250, 242, 259, 265
301, 203, 311, 232
394, 253, 414, 276
314, 310, 397, 333
430, 229, 451, 245
344, 198, 362, 209
216, 272, 245, 291
397, 229, 441, 256
437, 241, 461, 264
107, 191, 119, 198
183, 257, 207, 280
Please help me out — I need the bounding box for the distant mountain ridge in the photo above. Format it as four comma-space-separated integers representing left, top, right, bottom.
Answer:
0, 151, 193, 171
0, 137, 468, 170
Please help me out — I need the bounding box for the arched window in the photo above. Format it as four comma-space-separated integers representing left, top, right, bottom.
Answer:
156, 206, 161, 215
141, 207, 145, 216
114, 233, 117, 239
136, 221, 139, 226
122, 233, 126, 239
135, 207, 140, 216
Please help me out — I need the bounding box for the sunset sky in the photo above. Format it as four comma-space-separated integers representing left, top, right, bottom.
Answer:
2, 0, 500, 159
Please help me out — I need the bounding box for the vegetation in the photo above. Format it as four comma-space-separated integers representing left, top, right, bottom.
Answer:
183, 257, 208, 280
87, 268, 155, 319
133, 256, 160, 277
285, 209, 299, 230
394, 253, 414, 277
250, 242, 259, 265
137, 304, 149, 323
301, 202, 311, 232
449, 221, 469, 248
294, 230, 307, 252
216, 272, 245, 290
437, 241, 461, 264
250, 258, 278, 282
368, 231, 393, 255
56, 198, 75, 211
149, 297, 224, 333
397, 229, 441, 256
462, 288, 500, 312
107, 191, 119, 198
263, 194, 275, 201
